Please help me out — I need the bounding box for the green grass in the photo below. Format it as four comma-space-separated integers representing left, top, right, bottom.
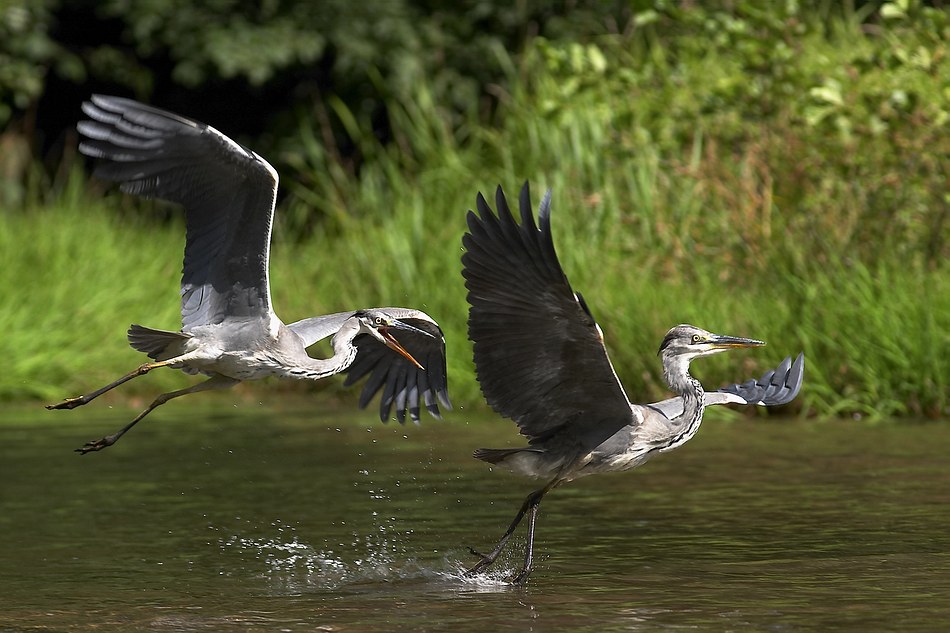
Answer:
4, 165, 944, 419
0, 176, 185, 402
3, 5, 948, 418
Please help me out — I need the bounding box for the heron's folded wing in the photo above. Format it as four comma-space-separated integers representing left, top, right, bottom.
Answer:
648, 353, 805, 419
462, 183, 634, 450
77, 94, 279, 331
342, 310, 451, 423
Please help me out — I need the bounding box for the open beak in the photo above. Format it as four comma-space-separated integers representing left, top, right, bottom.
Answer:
378, 323, 427, 370
710, 334, 766, 349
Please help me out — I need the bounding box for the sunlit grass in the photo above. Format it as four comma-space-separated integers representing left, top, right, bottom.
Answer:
7, 164, 944, 418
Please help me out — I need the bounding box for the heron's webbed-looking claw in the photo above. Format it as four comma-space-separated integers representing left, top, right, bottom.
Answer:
76, 434, 121, 454
46, 396, 86, 410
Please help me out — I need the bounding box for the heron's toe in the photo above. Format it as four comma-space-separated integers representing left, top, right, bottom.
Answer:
48, 396, 85, 410
464, 550, 498, 577
75, 436, 116, 455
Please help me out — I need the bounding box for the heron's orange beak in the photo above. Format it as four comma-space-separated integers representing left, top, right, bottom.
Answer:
380, 329, 425, 370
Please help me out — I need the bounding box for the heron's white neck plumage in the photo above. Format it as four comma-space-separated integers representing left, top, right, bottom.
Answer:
280, 319, 361, 380
659, 352, 706, 452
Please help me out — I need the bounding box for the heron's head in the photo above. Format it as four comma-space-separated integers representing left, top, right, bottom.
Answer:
353, 310, 432, 370
658, 324, 765, 362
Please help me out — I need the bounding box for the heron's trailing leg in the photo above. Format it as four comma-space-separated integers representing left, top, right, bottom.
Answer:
76, 375, 238, 454
47, 358, 189, 410
467, 478, 558, 584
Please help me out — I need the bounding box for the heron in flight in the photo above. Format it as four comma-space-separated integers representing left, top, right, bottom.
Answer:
48, 95, 450, 454
461, 183, 804, 584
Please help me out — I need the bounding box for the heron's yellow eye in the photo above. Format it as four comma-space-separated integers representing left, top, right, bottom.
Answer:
691, 334, 702, 343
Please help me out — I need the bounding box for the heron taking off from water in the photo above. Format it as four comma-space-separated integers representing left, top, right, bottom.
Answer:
48, 95, 450, 454
461, 183, 803, 584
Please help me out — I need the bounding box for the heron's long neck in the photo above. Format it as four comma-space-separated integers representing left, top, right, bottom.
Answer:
661, 354, 706, 451
283, 328, 360, 380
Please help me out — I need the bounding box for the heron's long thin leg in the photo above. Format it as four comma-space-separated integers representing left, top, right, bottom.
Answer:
466, 490, 541, 574
510, 501, 541, 585
47, 357, 192, 410
466, 477, 558, 581
76, 375, 239, 454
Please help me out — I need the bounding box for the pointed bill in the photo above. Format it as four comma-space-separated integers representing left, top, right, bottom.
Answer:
710, 334, 766, 349
379, 328, 425, 370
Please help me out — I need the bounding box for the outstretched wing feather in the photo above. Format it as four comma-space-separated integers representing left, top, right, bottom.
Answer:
287, 310, 449, 422
462, 183, 634, 449
77, 94, 278, 331
340, 312, 450, 423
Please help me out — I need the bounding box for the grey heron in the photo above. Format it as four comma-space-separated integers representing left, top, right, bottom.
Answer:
461, 183, 804, 584
47, 95, 450, 454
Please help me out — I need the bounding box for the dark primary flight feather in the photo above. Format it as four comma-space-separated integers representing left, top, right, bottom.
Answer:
647, 353, 805, 420
286, 308, 450, 423
78, 94, 278, 331
461, 183, 634, 451
343, 313, 451, 423
716, 353, 805, 405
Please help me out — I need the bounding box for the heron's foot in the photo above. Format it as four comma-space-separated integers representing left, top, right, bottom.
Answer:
508, 568, 531, 586
464, 546, 497, 576
47, 395, 87, 410
465, 546, 530, 584
75, 434, 119, 455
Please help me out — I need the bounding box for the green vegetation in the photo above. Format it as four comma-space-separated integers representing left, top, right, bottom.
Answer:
3, 2, 948, 419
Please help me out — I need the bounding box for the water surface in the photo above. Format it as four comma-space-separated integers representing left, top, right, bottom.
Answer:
1, 403, 948, 631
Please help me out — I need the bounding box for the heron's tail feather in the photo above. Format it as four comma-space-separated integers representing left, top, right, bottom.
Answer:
473, 447, 527, 464
128, 324, 191, 360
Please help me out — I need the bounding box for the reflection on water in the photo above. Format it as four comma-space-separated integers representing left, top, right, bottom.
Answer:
1, 403, 949, 631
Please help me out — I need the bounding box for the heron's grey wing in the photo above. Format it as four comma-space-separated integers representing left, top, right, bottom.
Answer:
462, 183, 634, 450
287, 311, 356, 347
77, 94, 279, 331
342, 309, 450, 424
648, 353, 805, 418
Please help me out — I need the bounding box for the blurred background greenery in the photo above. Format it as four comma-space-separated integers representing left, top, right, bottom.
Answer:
1, 0, 947, 419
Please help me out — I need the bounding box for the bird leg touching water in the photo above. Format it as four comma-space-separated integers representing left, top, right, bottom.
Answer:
467, 478, 559, 584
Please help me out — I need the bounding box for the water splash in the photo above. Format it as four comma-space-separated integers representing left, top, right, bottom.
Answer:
219, 526, 523, 595
218, 519, 454, 594
441, 559, 520, 591
221, 532, 349, 592
221, 533, 432, 591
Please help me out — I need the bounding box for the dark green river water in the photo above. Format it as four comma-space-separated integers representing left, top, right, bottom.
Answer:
1, 403, 948, 631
